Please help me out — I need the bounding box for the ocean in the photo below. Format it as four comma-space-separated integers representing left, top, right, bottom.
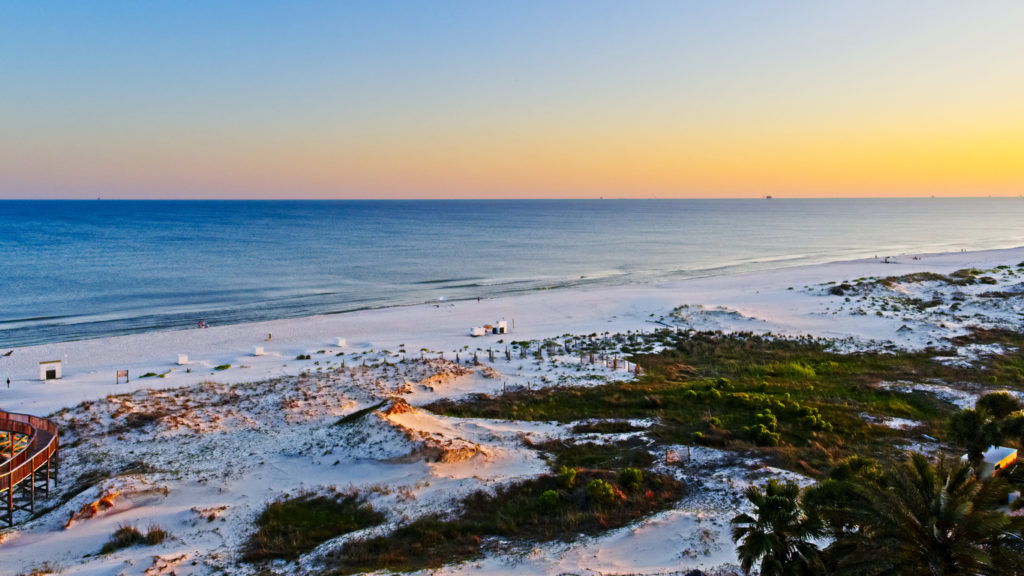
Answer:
2, 198, 1023, 348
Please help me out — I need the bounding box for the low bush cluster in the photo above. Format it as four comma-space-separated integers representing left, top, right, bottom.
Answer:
332, 468, 683, 574
244, 491, 385, 562
100, 524, 167, 554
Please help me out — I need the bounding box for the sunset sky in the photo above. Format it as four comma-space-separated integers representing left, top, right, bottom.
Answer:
2, 2, 1023, 199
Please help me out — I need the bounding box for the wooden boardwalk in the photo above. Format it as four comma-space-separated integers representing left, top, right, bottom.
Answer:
0, 408, 59, 526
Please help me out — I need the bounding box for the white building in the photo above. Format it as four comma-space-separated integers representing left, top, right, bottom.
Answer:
39, 360, 62, 380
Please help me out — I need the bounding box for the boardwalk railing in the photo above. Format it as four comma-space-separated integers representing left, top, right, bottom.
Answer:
0, 408, 59, 526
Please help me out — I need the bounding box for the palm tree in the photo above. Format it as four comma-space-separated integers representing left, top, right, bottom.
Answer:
828, 453, 1024, 575
804, 455, 884, 539
731, 479, 825, 575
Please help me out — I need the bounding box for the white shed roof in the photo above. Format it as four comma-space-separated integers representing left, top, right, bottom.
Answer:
983, 446, 1017, 465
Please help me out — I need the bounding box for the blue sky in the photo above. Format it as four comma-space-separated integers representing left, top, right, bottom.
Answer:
2, 2, 1022, 198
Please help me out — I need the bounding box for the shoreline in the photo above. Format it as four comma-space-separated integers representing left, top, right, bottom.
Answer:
8, 194, 1024, 351
2, 245, 1022, 417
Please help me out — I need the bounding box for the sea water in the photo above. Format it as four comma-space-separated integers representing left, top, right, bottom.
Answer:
2, 198, 1023, 347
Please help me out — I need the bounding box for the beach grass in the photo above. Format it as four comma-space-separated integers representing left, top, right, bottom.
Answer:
330, 469, 683, 574
427, 329, 971, 474
244, 491, 385, 562
100, 524, 167, 554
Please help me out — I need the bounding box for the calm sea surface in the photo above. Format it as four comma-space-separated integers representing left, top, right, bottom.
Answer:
2, 198, 1023, 347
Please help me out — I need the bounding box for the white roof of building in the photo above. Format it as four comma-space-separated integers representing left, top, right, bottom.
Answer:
960, 446, 1018, 464
982, 446, 1017, 464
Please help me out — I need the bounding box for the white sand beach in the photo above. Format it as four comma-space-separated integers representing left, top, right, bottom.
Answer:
1, 246, 1023, 576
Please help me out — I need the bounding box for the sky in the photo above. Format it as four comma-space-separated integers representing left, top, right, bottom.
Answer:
2, 2, 1023, 199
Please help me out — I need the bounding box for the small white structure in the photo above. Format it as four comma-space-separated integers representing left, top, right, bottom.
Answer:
39, 360, 62, 381
253, 346, 265, 357
177, 354, 189, 366
495, 320, 508, 334
963, 445, 1018, 477
335, 337, 347, 347
470, 326, 487, 337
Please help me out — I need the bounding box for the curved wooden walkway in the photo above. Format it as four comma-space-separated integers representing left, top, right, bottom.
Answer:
0, 408, 59, 526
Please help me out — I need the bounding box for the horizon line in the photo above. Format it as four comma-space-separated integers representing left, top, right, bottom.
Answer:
2, 195, 1023, 202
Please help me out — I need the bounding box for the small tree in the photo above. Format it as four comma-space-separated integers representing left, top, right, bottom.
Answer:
977, 392, 1023, 419
949, 408, 1002, 465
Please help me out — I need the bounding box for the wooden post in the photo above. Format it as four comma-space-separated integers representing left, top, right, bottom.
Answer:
7, 458, 12, 526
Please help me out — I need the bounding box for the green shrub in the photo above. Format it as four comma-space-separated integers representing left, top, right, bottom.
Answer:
556, 465, 577, 489
745, 423, 781, 446
586, 478, 616, 505
756, 410, 778, 431
214, 364, 230, 371
538, 489, 559, 507
244, 492, 385, 562
618, 468, 643, 492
